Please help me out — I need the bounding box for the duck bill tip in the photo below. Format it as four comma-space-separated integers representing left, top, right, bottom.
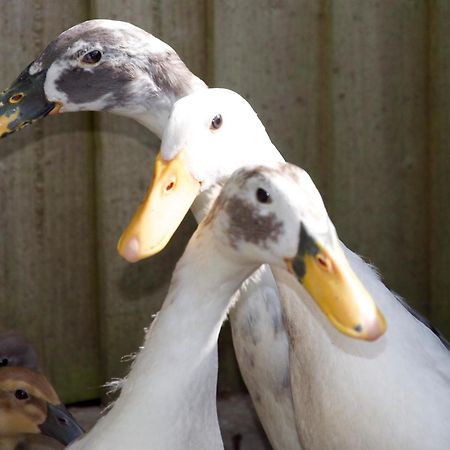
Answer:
118, 150, 200, 262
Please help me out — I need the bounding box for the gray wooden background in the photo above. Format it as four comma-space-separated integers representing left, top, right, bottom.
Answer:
0, 0, 448, 403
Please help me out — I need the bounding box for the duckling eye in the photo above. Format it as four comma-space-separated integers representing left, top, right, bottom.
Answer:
0, 358, 8, 367
82, 50, 102, 65
210, 114, 223, 130
14, 389, 29, 400
256, 188, 271, 204
9, 93, 24, 104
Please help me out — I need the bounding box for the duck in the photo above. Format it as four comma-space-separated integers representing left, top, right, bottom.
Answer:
0, 19, 302, 449
66, 161, 379, 450
0, 331, 38, 370
118, 88, 450, 450
0, 366, 84, 450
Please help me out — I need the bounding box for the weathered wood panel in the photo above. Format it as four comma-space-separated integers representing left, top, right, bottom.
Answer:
328, 0, 429, 313
91, 0, 206, 384
430, 0, 450, 336
0, 0, 101, 402
211, 0, 328, 193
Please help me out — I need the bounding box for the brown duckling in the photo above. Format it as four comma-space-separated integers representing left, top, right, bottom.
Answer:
0, 363, 83, 450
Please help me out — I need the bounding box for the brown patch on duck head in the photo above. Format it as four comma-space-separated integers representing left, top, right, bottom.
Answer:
225, 196, 283, 249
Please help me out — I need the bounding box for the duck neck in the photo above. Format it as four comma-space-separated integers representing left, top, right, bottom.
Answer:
192, 185, 222, 223
125, 74, 207, 138
108, 230, 254, 446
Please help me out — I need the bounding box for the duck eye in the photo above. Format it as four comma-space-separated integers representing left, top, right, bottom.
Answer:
0, 358, 8, 367
82, 50, 102, 65
15, 389, 29, 400
9, 93, 24, 104
210, 114, 223, 130
256, 188, 271, 204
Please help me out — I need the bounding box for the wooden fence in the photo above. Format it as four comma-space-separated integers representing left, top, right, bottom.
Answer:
0, 0, 448, 403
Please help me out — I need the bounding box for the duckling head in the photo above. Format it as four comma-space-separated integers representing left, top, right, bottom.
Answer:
0, 331, 38, 370
205, 163, 386, 341
0, 19, 205, 138
0, 367, 83, 445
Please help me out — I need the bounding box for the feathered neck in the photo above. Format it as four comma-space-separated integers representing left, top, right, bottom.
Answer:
124, 70, 207, 138
68, 227, 255, 450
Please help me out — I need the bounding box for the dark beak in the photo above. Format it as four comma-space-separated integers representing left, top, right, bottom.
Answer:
39, 403, 84, 446
0, 64, 60, 138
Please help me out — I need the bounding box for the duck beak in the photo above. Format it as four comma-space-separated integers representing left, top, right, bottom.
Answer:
286, 224, 386, 341
0, 65, 61, 138
39, 403, 84, 445
118, 150, 201, 262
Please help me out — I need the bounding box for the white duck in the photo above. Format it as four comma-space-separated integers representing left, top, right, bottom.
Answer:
0, 19, 319, 449
119, 88, 450, 450
67, 161, 379, 450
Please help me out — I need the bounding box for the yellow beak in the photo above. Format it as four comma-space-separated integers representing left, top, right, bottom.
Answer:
287, 225, 386, 341
118, 150, 200, 262
0, 109, 20, 137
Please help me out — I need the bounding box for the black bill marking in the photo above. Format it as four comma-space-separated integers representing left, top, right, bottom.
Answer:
0, 64, 55, 138
292, 224, 320, 280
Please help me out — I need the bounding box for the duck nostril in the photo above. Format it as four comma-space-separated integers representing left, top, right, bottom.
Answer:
354, 324, 363, 333
166, 180, 176, 192
57, 417, 69, 425
316, 254, 330, 270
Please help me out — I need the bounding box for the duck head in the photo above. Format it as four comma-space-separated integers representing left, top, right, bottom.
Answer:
0, 367, 84, 445
0, 19, 205, 139
118, 88, 283, 261
206, 163, 386, 341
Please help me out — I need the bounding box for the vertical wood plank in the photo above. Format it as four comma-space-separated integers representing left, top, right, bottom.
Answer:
328, 0, 429, 312
91, 0, 207, 383
211, 0, 328, 195
0, 0, 100, 402
430, 0, 450, 336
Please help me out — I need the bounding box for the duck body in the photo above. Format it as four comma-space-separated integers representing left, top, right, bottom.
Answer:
274, 244, 450, 450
